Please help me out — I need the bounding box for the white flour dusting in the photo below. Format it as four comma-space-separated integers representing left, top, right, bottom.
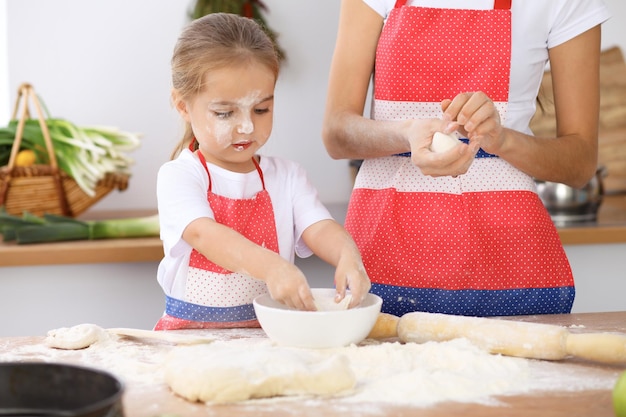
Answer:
0, 331, 620, 409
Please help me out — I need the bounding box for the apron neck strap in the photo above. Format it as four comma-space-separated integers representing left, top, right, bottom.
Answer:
394, 0, 511, 9
192, 139, 266, 192
494, 0, 512, 9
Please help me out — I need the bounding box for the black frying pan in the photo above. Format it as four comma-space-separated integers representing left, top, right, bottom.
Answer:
0, 362, 123, 417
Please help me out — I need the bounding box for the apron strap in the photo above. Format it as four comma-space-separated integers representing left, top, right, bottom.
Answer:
192, 138, 265, 192
394, 0, 512, 10
251, 156, 266, 190
494, 0, 512, 9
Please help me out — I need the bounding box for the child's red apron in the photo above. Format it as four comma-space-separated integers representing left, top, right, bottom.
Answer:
345, 0, 574, 317
155, 150, 279, 330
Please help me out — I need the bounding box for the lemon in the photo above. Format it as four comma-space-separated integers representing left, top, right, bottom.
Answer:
15, 149, 36, 167
613, 370, 626, 417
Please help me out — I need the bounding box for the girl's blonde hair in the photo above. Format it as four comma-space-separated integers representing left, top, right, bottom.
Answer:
170, 13, 280, 158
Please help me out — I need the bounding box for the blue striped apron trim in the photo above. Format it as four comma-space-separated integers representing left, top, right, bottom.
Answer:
165, 296, 257, 323
371, 283, 575, 317
395, 138, 498, 158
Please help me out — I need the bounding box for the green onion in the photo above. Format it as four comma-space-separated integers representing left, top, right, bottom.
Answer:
0, 209, 159, 244
0, 209, 44, 242
0, 117, 141, 197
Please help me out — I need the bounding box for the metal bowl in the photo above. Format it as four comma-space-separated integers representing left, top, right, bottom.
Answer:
535, 166, 606, 224
0, 362, 124, 417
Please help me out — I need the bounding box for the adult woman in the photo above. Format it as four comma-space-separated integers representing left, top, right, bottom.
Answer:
322, 0, 611, 317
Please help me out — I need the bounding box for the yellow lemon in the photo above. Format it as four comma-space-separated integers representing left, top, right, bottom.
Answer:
613, 370, 626, 417
15, 149, 36, 167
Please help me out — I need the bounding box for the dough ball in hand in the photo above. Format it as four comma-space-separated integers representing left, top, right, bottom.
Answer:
430, 132, 461, 153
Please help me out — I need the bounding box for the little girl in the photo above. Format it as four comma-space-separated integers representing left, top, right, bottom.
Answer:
154, 13, 371, 330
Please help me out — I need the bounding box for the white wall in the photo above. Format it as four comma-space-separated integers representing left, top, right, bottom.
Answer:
2, 1, 625, 208
601, 1, 626, 52
2, 0, 352, 209
0, 0, 9, 123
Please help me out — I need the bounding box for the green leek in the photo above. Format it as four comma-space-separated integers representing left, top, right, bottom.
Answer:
0, 117, 141, 197
0, 209, 159, 244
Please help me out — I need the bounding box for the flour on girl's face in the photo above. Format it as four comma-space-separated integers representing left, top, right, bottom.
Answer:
205, 90, 264, 150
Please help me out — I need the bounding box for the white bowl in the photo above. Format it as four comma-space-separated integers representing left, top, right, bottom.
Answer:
253, 288, 382, 349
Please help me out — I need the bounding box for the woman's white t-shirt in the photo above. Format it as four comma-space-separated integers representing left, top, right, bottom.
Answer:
156, 149, 332, 299
363, 0, 612, 134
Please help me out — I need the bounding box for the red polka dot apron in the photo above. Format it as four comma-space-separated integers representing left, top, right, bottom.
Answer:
155, 151, 278, 330
345, 0, 574, 317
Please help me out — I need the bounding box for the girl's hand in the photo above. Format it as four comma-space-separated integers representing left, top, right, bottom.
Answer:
264, 263, 316, 311
441, 91, 505, 155
333, 248, 371, 309
404, 118, 479, 177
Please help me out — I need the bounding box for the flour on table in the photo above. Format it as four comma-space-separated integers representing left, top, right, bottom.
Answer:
337, 339, 531, 406
45, 323, 111, 350
5, 327, 619, 411
165, 341, 356, 403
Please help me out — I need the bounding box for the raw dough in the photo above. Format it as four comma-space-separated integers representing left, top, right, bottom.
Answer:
314, 293, 352, 311
45, 323, 108, 350
430, 131, 461, 153
165, 342, 356, 403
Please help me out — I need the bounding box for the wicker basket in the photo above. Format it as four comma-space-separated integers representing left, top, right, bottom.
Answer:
0, 83, 129, 217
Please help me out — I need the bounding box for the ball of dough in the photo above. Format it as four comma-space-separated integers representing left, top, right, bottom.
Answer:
314, 294, 352, 311
430, 131, 461, 153
45, 323, 107, 350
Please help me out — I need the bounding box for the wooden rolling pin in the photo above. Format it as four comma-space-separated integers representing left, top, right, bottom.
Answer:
366, 312, 626, 365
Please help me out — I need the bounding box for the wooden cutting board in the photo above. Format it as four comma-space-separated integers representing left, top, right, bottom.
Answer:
530, 46, 626, 193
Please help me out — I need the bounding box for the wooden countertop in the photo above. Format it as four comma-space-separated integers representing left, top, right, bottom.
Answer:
1, 311, 624, 416
557, 194, 626, 245
1, 196, 626, 267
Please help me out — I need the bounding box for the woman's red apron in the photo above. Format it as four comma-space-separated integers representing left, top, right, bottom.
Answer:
155, 150, 279, 330
345, 0, 574, 317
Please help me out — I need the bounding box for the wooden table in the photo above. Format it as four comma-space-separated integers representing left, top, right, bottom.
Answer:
1, 311, 624, 417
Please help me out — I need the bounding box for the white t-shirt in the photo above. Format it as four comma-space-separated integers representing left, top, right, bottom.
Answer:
363, 0, 612, 134
156, 149, 332, 298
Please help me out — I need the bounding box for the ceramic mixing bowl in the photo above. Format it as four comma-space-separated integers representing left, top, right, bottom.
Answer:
253, 288, 382, 349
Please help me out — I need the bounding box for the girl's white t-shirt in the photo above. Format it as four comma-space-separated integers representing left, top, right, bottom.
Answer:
362, 0, 612, 134
156, 149, 332, 299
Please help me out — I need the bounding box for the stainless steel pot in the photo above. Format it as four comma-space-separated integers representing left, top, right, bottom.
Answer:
535, 166, 606, 225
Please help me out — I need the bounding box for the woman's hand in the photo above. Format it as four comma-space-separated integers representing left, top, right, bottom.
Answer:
404, 118, 479, 177
441, 91, 505, 155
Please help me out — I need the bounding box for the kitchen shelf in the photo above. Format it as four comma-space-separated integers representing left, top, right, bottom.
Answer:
557, 194, 626, 245
0, 210, 163, 267
2, 197, 626, 267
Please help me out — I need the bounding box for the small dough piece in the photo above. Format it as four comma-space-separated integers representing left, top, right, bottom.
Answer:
430, 131, 461, 153
45, 323, 107, 350
314, 294, 352, 311
165, 343, 356, 403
